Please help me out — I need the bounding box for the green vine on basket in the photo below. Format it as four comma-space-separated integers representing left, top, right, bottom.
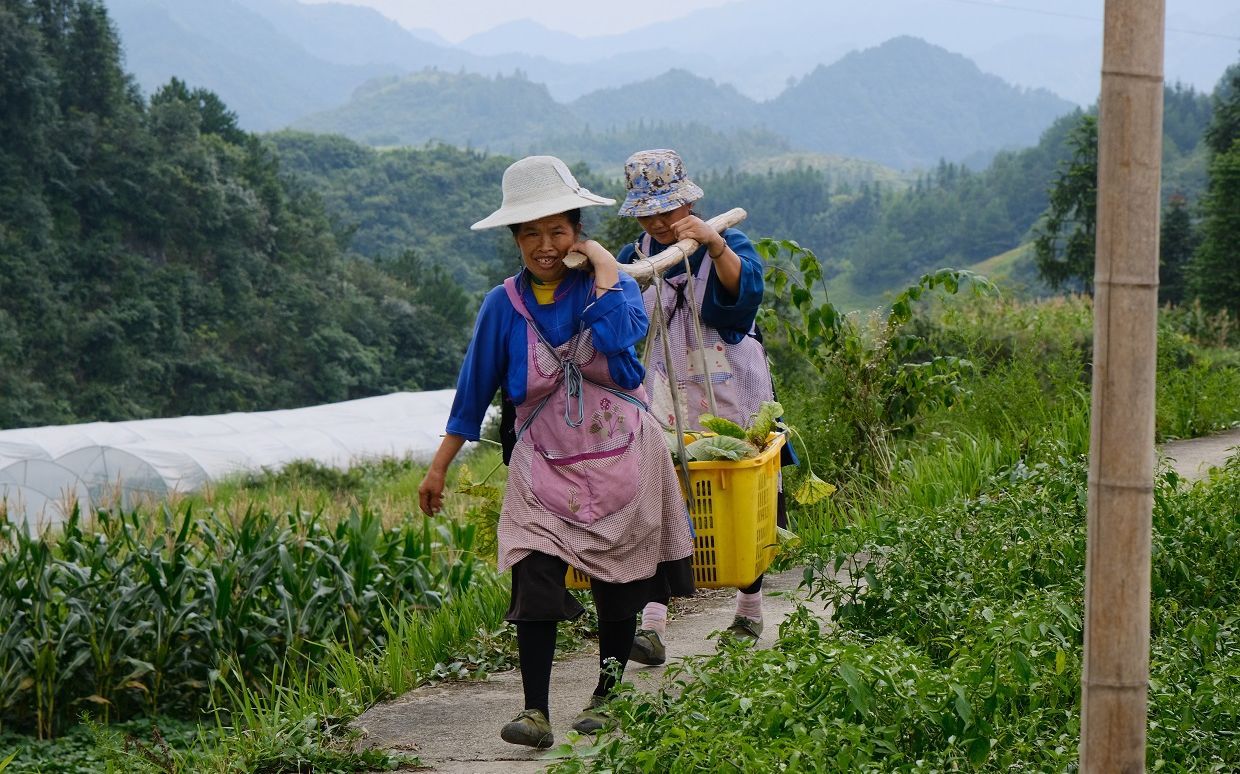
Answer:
783, 423, 837, 506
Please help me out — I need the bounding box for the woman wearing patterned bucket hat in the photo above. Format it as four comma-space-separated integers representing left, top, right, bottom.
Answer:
616, 148, 796, 664
418, 155, 695, 749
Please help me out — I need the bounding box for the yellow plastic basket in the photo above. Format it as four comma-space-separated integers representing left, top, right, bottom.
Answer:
567, 432, 785, 590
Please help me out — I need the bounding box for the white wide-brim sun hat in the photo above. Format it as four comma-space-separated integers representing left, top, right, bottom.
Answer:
471, 155, 614, 230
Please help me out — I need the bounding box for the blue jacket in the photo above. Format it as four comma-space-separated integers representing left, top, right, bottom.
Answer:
445, 269, 647, 441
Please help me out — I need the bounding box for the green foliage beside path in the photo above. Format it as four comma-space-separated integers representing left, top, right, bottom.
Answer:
551, 429, 1240, 772
0, 503, 486, 739
545, 254, 1240, 772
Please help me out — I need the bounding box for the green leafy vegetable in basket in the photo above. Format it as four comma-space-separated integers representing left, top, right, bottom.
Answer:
745, 401, 784, 448
685, 435, 758, 461
697, 413, 747, 439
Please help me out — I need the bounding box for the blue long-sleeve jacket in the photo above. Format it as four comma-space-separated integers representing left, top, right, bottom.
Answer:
445, 269, 648, 441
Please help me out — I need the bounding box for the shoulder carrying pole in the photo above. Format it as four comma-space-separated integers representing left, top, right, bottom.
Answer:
564, 208, 748, 289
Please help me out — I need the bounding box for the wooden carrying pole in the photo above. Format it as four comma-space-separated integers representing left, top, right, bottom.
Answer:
564, 208, 748, 287
1080, 1, 1165, 771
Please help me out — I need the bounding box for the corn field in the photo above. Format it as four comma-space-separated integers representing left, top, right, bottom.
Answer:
0, 505, 484, 739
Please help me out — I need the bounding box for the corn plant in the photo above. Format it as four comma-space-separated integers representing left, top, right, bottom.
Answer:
0, 498, 489, 738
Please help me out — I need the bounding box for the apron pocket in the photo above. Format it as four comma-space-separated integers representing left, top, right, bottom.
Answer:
531, 431, 638, 525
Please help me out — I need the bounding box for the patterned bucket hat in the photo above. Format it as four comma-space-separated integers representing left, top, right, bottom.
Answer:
472, 155, 614, 230
618, 149, 705, 217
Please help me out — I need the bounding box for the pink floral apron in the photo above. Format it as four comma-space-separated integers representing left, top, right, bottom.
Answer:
496, 276, 694, 583
640, 235, 775, 430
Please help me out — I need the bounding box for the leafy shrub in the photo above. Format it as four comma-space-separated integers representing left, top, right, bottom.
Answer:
758, 237, 992, 482
559, 448, 1240, 771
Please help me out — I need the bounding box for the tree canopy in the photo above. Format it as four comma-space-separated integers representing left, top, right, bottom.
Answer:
0, 0, 473, 428
1190, 63, 1240, 316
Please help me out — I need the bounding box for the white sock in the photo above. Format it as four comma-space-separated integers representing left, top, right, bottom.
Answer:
641, 602, 668, 636
735, 590, 763, 621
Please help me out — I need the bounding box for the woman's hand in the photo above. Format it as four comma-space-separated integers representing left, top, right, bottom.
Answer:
418, 467, 447, 515
418, 434, 466, 515
573, 239, 621, 296
670, 215, 727, 259
668, 214, 741, 295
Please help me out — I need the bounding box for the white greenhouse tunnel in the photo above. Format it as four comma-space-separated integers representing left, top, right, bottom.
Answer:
0, 391, 468, 534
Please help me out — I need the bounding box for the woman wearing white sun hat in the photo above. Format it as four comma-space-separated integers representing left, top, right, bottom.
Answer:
418, 155, 695, 748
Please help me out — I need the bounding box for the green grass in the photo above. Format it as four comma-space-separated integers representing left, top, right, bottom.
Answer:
967, 243, 1029, 276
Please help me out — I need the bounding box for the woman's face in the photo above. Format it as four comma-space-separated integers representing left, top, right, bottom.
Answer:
636, 203, 693, 244
514, 213, 580, 284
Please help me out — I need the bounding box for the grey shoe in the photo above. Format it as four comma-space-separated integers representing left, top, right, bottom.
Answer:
571, 694, 612, 734
629, 628, 666, 666
725, 615, 763, 644
500, 708, 554, 748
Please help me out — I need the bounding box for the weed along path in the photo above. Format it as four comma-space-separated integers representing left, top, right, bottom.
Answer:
352, 567, 832, 773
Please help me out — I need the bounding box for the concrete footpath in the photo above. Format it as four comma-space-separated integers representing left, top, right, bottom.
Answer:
351, 568, 828, 773
351, 428, 1239, 772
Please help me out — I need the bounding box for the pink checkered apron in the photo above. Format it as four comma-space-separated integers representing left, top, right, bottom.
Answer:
640, 235, 775, 430
496, 277, 694, 583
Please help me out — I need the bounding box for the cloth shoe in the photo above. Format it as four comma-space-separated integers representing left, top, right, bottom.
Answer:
571, 694, 612, 734
724, 615, 763, 644
629, 628, 666, 666
500, 708, 554, 748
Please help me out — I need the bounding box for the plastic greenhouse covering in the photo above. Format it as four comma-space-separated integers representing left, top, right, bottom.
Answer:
0, 391, 470, 534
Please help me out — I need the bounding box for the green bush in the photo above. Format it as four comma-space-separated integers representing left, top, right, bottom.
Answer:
557, 450, 1240, 771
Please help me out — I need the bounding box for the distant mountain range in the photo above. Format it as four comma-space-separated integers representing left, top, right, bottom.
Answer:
447, 0, 1238, 106
101, 0, 1234, 171
764, 37, 1074, 169
105, 0, 676, 129
292, 37, 1074, 171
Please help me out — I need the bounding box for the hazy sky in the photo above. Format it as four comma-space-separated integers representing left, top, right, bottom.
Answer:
302, 0, 740, 41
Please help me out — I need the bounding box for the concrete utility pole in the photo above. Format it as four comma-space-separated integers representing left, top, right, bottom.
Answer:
1080, 1, 1165, 771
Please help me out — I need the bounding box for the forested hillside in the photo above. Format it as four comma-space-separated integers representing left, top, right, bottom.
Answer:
267, 132, 537, 290
275, 79, 1218, 307
568, 69, 760, 133
0, 0, 473, 429
288, 69, 801, 175
293, 69, 584, 149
